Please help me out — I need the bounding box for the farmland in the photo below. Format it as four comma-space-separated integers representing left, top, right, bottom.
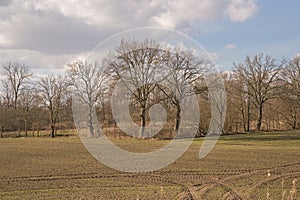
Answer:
0, 131, 299, 199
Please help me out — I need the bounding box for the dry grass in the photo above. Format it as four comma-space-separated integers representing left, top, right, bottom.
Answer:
0, 129, 77, 138
0, 131, 299, 199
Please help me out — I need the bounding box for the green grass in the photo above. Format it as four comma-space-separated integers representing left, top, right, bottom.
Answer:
0, 130, 299, 199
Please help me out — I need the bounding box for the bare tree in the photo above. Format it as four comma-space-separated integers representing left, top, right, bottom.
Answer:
2, 81, 13, 108
18, 89, 37, 137
232, 67, 252, 132
36, 75, 67, 138
107, 39, 165, 138
67, 60, 105, 137
158, 48, 207, 134
279, 56, 300, 129
0, 63, 32, 136
1, 63, 32, 110
235, 53, 283, 131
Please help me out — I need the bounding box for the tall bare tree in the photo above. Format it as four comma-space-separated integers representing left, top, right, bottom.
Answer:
232, 67, 252, 132
158, 48, 207, 133
235, 53, 283, 131
107, 39, 165, 138
0, 63, 32, 136
36, 75, 67, 138
279, 56, 300, 129
1, 63, 32, 110
67, 60, 105, 137
18, 89, 37, 137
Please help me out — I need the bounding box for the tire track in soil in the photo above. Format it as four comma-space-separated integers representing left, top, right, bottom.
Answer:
245, 172, 300, 199
196, 162, 300, 200
1, 172, 195, 199
1, 162, 299, 199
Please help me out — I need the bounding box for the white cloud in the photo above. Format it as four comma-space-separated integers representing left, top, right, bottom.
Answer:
0, 48, 85, 73
3, 0, 259, 29
28, 0, 258, 28
226, 0, 259, 22
208, 52, 222, 61
224, 43, 237, 49
0, 0, 259, 73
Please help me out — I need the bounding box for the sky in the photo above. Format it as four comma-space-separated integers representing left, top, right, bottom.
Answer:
0, 0, 299, 73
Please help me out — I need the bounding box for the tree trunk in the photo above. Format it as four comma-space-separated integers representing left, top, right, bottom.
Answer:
292, 119, 296, 129
24, 119, 27, 137
140, 105, 146, 138
241, 106, 246, 132
257, 103, 263, 131
292, 109, 297, 129
37, 124, 40, 137
88, 105, 94, 137
246, 94, 251, 132
174, 103, 181, 134
51, 124, 55, 138
102, 102, 106, 124
14, 94, 18, 111
50, 107, 55, 138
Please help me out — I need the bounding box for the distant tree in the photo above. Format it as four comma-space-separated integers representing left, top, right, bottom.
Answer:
221, 72, 238, 133
0, 63, 32, 135
36, 75, 67, 138
158, 47, 207, 134
18, 89, 37, 137
67, 60, 105, 137
235, 53, 283, 131
279, 56, 300, 129
232, 67, 252, 132
1, 63, 32, 110
107, 39, 166, 138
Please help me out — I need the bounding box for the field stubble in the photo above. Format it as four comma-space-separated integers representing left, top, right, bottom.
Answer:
0, 131, 299, 199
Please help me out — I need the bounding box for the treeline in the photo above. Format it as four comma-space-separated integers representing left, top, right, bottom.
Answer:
226, 54, 300, 133
0, 38, 299, 138
0, 63, 73, 137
